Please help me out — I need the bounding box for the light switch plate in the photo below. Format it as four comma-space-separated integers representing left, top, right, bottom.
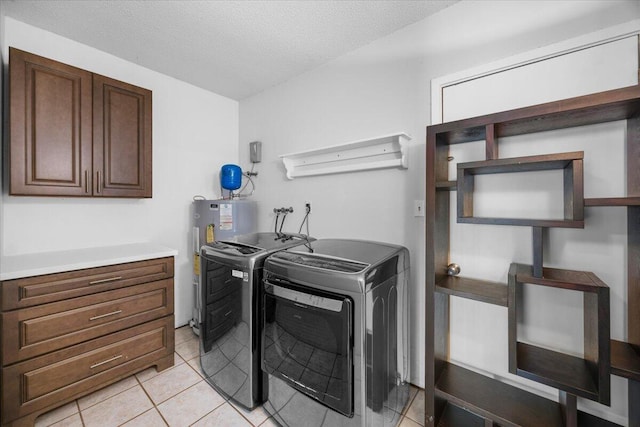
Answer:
414, 200, 425, 217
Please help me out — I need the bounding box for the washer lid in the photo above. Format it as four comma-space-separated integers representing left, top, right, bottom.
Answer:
203, 240, 264, 256
203, 232, 314, 256
293, 239, 405, 266
269, 251, 369, 273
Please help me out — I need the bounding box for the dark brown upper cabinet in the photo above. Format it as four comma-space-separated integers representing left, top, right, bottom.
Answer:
9, 47, 152, 198
92, 74, 152, 197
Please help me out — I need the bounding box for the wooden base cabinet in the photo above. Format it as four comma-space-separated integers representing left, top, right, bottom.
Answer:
0, 257, 175, 426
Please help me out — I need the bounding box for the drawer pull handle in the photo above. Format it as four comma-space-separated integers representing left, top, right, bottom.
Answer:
89, 276, 123, 285
89, 310, 122, 321
90, 355, 123, 369
224, 310, 233, 317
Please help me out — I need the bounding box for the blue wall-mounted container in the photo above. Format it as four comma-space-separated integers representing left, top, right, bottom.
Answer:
220, 164, 243, 191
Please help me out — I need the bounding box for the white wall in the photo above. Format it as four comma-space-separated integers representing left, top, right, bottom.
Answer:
239, 0, 640, 404
1, 18, 240, 327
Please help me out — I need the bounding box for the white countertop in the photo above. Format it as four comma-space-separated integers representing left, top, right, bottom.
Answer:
0, 243, 178, 281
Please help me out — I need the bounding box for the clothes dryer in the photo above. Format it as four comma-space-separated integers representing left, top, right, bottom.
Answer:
261, 239, 410, 427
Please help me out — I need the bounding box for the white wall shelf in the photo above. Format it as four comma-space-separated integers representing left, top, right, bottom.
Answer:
279, 133, 411, 179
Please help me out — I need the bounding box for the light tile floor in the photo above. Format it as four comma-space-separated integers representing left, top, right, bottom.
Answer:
35, 326, 426, 427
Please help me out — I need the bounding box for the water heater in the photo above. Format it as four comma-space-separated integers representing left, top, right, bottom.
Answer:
193, 198, 257, 244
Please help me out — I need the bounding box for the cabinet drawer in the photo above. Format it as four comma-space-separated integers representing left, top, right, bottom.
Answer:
1, 316, 174, 424
1, 257, 174, 310
2, 279, 173, 365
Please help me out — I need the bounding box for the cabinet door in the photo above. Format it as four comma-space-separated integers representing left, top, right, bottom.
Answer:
93, 74, 152, 198
9, 48, 93, 196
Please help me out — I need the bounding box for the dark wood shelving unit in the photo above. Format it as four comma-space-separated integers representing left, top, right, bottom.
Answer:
426, 85, 640, 427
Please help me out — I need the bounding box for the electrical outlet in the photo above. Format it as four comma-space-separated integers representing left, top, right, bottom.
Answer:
414, 200, 425, 217
305, 201, 312, 213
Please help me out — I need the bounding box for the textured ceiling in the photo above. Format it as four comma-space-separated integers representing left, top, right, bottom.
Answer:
1, 0, 458, 100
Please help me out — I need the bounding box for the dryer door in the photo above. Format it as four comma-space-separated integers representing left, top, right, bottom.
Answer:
262, 279, 353, 417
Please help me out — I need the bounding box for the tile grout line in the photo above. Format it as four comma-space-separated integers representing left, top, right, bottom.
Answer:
132, 367, 171, 427
183, 351, 254, 426
186, 399, 224, 427
75, 377, 139, 413
142, 362, 204, 408
180, 337, 262, 427
116, 408, 159, 427
404, 387, 418, 415
43, 401, 85, 427
150, 357, 227, 424
228, 403, 258, 426
75, 400, 87, 427
104, 353, 191, 426
404, 388, 425, 426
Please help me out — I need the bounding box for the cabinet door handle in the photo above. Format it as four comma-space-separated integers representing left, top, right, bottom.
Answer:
89, 310, 122, 321
97, 171, 102, 193
90, 354, 123, 369
84, 170, 89, 193
89, 276, 123, 285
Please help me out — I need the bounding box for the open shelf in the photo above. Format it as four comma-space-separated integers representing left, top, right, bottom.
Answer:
457, 152, 584, 228
457, 217, 584, 228
457, 151, 583, 174
279, 132, 410, 179
434, 363, 622, 427
577, 412, 623, 427
435, 276, 508, 306
515, 342, 599, 400
610, 339, 640, 382
508, 263, 610, 405
584, 197, 640, 206
435, 362, 564, 427
436, 402, 486, 427
516, 265, 609, 293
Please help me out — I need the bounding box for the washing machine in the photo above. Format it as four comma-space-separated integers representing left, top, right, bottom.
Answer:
199, 232, 314, 409
261, 239, 410, 427
190, 199, 257, 336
